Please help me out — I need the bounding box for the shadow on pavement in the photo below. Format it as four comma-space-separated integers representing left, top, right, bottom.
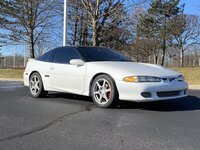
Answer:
40, 92, 200, 112
40, 92, 93, 103
116, 96, 200, 112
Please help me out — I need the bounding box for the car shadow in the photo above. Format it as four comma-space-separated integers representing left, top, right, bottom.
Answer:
42, 92, 93, 104
42, 92, 200, 112
116, 95, 200, 112
33, 89, 200, 112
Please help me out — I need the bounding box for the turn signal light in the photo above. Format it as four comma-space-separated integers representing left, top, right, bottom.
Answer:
123, 76, 138, 82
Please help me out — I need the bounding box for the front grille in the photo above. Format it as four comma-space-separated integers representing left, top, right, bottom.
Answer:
157, 91, 180, 97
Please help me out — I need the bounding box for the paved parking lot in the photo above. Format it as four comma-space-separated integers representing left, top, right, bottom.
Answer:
0, 81, 200, 150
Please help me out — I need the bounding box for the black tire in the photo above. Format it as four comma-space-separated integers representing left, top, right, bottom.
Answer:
91, 74, 118, 108
29, 72, 48, 98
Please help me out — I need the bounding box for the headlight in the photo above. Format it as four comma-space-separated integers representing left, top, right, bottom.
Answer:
123, 76, 161, 82
176, 75, 184, 82
138, 76, 161, 82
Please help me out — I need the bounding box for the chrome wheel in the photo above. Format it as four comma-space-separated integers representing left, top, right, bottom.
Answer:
30, 75, 41, 96
93, 78, 112, 105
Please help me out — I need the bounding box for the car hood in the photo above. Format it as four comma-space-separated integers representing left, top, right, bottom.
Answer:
87, 61, 181, 78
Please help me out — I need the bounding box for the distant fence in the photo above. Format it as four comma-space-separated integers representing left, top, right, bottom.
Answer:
0, 55, 27, 68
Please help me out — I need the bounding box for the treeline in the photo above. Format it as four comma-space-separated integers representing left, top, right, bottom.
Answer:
0, 0, 200, 67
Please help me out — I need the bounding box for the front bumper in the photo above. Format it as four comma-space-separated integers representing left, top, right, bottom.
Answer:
116, 81, 188, 102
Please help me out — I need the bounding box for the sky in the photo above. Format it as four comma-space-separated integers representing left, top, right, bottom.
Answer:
1, 0, 200, 57
181, 0, 200, 16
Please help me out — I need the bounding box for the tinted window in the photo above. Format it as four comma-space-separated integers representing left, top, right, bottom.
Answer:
77, 47, 131, 62
37, 50, 54, 62
54, 47, 80, 64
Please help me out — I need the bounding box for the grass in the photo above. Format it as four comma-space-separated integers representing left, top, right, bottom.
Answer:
0, 67, 199, 85
0, 68, 24, 79
171, 67, 200, 85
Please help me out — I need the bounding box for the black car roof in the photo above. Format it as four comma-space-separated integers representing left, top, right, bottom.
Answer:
60, 46, 108, 49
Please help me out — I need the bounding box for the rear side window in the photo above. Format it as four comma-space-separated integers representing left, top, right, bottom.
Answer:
54, 47, 80, 64
37, 50, 53, 62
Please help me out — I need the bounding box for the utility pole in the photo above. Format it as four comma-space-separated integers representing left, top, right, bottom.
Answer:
63, 0, 68, 46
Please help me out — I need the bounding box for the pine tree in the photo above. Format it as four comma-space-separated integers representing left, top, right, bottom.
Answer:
138, 0, 183, 66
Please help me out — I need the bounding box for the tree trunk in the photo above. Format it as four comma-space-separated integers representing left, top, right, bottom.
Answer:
82, 16, 89, 46
180, 48, 184, 67
154, 54, 158, 64
73, 16, 78, 45
79, 13, 84, 45
92, 19, 98, 46
161, 38, 166, 66
29, 29, 35, 58
73, 3, 79, 45
161, 16, 167, 66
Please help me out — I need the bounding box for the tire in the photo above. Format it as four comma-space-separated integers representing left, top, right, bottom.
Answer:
29, 72, 48, 98
91, 74, 118, 108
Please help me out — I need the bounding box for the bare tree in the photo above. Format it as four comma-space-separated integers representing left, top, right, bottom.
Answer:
172, 14, 200, 67
67, 0, 90, 46
130, 38, 160, 63
80, 0, 124, 46
0, 0, 61, 58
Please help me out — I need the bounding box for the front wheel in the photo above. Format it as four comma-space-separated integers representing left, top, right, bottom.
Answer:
29, 72, 47, 98
91, 75, 118, 108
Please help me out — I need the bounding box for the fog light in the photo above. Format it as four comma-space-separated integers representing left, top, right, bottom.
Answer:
141, 92, 151, 98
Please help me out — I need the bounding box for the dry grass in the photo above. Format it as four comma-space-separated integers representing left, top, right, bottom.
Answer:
0, 68, 24, 79
171, 67, 200, 85
0, 67, 199, 85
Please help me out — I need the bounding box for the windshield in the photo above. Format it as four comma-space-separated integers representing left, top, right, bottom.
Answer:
77, 47, 131, 62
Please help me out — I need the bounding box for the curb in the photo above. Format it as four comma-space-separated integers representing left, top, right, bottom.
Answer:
189, 85, 200, 90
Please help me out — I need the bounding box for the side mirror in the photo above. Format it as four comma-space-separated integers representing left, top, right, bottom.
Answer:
70, 59, 85, 66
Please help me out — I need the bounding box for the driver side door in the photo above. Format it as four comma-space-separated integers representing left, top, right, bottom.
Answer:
50, 47, 86, 95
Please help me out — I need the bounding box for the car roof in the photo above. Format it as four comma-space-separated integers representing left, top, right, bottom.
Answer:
58, 46, 108, 49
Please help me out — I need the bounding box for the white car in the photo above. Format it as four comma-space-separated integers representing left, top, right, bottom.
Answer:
24, 46, 188, 108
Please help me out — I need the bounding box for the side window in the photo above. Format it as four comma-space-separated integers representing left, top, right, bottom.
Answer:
37, 50, 52, 62
54, 48, 80, 64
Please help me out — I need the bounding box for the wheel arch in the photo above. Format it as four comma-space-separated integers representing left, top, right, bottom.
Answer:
29, 71, 41, 81
89, 73, 118, 96
29, 71, 45, 88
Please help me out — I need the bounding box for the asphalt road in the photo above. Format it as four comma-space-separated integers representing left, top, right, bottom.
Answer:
0, 81, 200, 150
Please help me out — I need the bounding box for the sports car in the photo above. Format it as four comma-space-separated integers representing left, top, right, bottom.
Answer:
24, 46, 188, 108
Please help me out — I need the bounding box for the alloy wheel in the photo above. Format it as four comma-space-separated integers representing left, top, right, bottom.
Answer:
93, 78, 112, 105
30, 75, 41, 96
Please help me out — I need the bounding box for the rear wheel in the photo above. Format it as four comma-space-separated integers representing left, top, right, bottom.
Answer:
29, 72, 47, 98
91, 75, 118, 108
